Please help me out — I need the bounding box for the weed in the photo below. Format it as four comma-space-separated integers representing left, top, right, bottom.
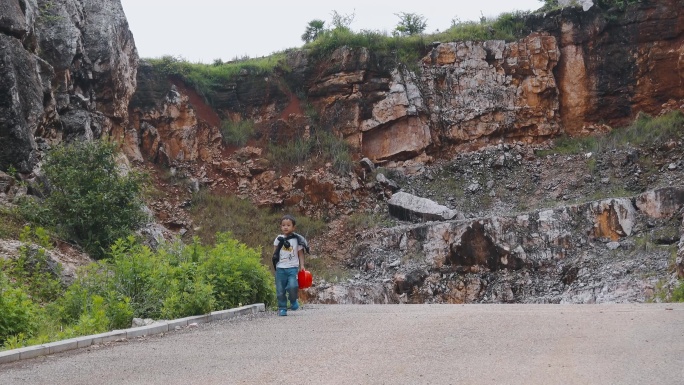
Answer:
346, 212, 395, 232
189, 191, 326, 263
221, 120, 255, 147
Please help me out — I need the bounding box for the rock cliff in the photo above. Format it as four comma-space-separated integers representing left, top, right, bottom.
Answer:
1, 0, 683, 304
0, 0, 137, 172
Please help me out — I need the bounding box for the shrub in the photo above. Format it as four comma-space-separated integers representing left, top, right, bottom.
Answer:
202, 233, 275, 309
221, 120, 256, 147
189, 192, 326, 263
0, 272, 38, 345
267, 129, 354, 174
0, 226, 64, 304
672, 281, 684, 302
21, 141, 148, 259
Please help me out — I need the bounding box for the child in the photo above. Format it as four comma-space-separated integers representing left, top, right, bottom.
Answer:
273, 214, 307, 316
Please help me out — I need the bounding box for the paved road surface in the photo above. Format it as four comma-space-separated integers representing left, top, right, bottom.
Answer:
1, 304, 683, 384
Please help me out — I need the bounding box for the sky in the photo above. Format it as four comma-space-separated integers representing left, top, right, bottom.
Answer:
119, 0, 544, 63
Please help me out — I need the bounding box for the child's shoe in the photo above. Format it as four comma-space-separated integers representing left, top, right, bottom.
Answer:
290, 300, 299, 311
278, 309, 287, 316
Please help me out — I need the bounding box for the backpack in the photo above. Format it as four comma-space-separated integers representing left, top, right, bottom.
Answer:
272, 232, 310, 268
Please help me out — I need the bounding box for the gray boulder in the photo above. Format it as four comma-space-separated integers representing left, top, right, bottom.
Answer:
388, 191, 463, 222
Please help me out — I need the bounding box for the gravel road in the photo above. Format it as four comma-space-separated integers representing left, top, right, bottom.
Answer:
1, 303, 683, 384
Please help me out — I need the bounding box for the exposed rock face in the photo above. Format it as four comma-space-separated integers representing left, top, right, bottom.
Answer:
0, 0, 137, 172
303, 187, 684, 304
529, 0, 684, 134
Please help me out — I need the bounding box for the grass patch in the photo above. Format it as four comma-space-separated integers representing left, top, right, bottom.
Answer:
221, 120, 255, 147
0, 206, 26, 239
539, 111, 684, 157
305, 12, 530, 70
267, 129, 354, 175
146, 54, 287, 104
346, 212, 396, 232
189, 191, 326, 263
306, 257, 352, 283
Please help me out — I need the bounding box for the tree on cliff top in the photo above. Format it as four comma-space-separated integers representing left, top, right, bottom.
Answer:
301, 19, 325, 43
393, 12, 427, 36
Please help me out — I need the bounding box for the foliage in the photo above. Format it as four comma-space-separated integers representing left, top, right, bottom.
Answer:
394, 12, 428, 36
0, 226, 64, 304
0, 206, 26, 240
595, 0, 641, 10
221, 119, 255, 147
201, 233, 275, 310
539, 111, 684, 156
302, 19, 326, 43
189, 191, 326, 262
146, 54, 286, 106
0, 271, 38, 345
267, 128, 354, 175
20, 141, 148, 259
537, 0, 641, 12
330, 10, 355, 30
672, 281, 684, 302
306, 11, 528, 68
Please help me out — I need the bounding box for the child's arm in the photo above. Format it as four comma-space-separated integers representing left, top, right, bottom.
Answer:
298, 248, 305, 271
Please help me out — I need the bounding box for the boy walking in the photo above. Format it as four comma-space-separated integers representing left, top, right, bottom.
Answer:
273, 214, 307, 316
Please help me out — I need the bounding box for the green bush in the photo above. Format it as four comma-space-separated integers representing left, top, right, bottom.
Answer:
21, 141, 148, 259
0, 272, 38, 345
672, 280, 684, 302
267, 129, 354, 174
202, 233, 275, 309
0, 226, 64, 304
221, 120, 255, 147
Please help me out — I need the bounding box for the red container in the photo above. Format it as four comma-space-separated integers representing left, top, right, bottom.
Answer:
298, 269, 313, 289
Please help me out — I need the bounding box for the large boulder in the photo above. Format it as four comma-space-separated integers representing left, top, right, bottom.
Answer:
388, 191, 463, 222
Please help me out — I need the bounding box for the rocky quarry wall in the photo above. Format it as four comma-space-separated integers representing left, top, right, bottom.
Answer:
1, 0, 684, 304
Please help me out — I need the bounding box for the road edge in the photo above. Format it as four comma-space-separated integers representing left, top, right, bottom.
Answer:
0, 303, 266, 364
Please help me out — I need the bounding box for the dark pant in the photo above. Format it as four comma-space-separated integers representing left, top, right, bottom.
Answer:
275, 267, 299, 310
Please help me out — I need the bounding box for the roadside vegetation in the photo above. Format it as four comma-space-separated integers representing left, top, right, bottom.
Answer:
0, 230, 274, 351
189, 191, 326, 264
1, 141, 275, 351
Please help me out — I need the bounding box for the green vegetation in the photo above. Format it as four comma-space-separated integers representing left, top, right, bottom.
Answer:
301, 19, 326, 43
146, 53, 287, 104
346, 212, 396, 232
19, 141, 148, 259
394, 12, 428, 36
539, 111, 684, 156
267, 129, 354, 175
1, 232, 274, 350
305, 10, 530, 64
0, 206, 25, 239
672, 280, 684, 302
189, 191, 326, 263
221, 119, 255, 147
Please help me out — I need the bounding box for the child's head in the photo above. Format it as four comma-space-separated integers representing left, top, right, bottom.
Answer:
280, 214, 296, 235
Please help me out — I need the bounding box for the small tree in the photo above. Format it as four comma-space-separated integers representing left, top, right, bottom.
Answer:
31, 141, 148, 259
394, 12, 427, 36
330, 10, 355, 30
301, 19, 326, 43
